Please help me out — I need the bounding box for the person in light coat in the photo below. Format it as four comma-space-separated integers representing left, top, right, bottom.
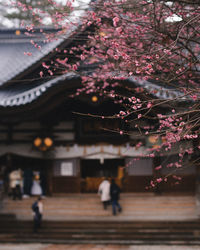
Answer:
9, 168, 23, 200
98, 178, 111, 210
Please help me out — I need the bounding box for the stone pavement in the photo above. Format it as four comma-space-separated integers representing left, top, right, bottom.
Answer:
0, 245, 200, 250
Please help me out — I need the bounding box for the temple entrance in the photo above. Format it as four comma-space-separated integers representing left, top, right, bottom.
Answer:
81, 158, 125, 192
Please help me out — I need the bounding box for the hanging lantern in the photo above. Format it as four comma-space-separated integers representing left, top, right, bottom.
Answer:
92, 95, 98, 102
33, 136, 53, 151
44, 137, 53, 147
34, 137, 42, 147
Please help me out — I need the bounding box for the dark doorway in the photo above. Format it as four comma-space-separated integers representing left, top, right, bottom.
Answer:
81, 158, 125, 192
81, 159, 124, 178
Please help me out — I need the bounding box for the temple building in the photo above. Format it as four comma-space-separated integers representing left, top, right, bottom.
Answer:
0, 26, 196, 196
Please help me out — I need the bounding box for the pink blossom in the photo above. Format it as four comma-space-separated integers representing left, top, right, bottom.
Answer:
147, 102, 152, 108
156, 178, 162, 183
72, 64, 78, 71
150, 181, 155, 187
155, 165, 162, 171
42, 62, 50, 69
48, 70, 53, 76
39, 71, 43, 78
24, 52, 32, 56
120, 111, 126, 116
113, 17, 119, 27
191, 95, 197, 101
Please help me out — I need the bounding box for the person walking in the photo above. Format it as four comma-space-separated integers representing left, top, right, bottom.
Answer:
98, 178, 110, 210
32, 197, 43, 233
9, 168, 23, 200
110, 179, 122, 216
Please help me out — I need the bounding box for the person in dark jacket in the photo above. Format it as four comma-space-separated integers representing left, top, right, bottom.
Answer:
32, 197, 43, 233
110, 179, 122, 215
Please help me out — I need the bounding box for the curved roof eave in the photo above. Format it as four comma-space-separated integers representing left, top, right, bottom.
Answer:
128, 76, 188, 101
0, 69, 191, 108
99, 70, 189, 101
0, 72, 79, 107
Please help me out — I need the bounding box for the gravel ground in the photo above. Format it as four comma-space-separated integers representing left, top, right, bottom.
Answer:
0, 245, 200, 250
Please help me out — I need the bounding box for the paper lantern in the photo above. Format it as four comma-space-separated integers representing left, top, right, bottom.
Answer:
44, 137, 53, 147
34, 137, 42, 147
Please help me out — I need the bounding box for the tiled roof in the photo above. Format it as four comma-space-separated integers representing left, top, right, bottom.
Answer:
0, 0, 91, 87
0, 27, 79, 87
0, 29, 61, 86
0, 0, 92, 88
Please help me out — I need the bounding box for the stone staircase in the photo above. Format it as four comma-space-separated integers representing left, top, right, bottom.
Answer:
0, 193, 200, 245
1, 219, 200, 245
0, 193, 198, 221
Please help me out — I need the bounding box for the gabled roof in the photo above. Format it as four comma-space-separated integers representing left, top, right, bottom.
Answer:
0, 0, 90, 88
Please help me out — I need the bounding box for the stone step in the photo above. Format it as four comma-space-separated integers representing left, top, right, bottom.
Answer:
3, 200, 196, 205
1, 220, 200, 245
1, 224, 200, 231
3, 199, 196, 202
2, 220, 200, 228
3, 201, 196, 208
1, 233, 199, 241
3, 204, 195, 209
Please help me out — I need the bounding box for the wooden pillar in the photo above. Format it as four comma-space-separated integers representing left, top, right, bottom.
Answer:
47, 161, 53, 196
153, 155, 162, 194
49, 166, 54, 196
193, 138, 200, 216
195, 165, 200, 216
75, 158, 81, 193
3, 153, 12, 194
7, 126, 13, 144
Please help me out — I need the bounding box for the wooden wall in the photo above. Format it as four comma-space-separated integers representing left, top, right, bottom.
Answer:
124, 157, 196, 193
51, 158, 81, 193
123, 176, 153, 192
52, 177, 80, 193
